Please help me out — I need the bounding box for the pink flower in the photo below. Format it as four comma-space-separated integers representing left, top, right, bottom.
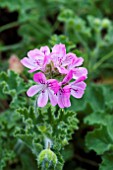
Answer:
70, 76, 86, 99
27, 72, 59, 107
62, 72, 86, 99
65, 53, 84, 69
21, 46, 50, 73
21, 43, 88, 108
57, 85, 71, 108
72, 67, 88, 79
57, 71, 72, 108
51, 44, 68, 74
65, 53, 88, 79
57, 72, 86, 108
51, 44, 88, 79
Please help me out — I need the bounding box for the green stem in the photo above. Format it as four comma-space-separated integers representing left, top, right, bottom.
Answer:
14, 139, 24, 155
0, 43, 22, 51
0, 19, 51, 37
74, 31, 90, 56
0, 21, 22, 33
93, 50, 113, 71
30, 22, 51, 37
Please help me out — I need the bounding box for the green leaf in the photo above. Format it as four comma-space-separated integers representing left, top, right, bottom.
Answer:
16, 106, 65, 169
84, 110, 108, 126
84, 106, 113, 143
0, 149, 15, 170
15, 105, 78, 170
0, 70, 27, 108
16, 105, 79, 151
85, 126, 113, 155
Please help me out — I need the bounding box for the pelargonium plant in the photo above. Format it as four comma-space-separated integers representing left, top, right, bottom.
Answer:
16, 43, 88, 170
21, 43, 87, 108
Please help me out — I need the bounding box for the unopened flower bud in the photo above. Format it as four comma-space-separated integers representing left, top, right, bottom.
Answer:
62, 138, 68, 146
102, 19, 110, 28
9, 55, 23, 74
38, 149, 57, 169
94, 18, 101, 26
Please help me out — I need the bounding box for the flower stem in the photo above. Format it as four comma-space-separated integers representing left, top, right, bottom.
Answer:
14, 139, 24, 155
93, 50, 113, 71
0, 21, 20, 33
0, 43, 22, 52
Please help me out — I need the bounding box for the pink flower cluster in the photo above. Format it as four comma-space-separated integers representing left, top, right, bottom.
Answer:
21, 44, 88, 108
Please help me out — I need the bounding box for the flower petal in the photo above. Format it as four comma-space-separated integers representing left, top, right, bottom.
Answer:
58, 86, 71, 108
38, 90, 48, 107
72, 67, 88, 79
27, 49, 43, 59
64, 53, 77, 66
48, 89, 57, 106
20, 57, 35, 69
71, 81, 86, 98
71, 88, 84, 98
33, 72, 46, 84
40, 46, 50, 55
47, 79, 59, 94
43, 55, 50, 67
63, 96, 71, 107
71, 57, 84, 67
27, 85, 42, 97
52, 43, 66, 56
28, 68, 40, 73
57, 66, 68, 74
57, 91, 65, 108
63, 85, 71, 98
75, 76, 87, 83
62, 70, 73, 85
58, 93, 71, 108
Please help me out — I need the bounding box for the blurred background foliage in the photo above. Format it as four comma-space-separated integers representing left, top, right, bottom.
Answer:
0, 0, 113, 170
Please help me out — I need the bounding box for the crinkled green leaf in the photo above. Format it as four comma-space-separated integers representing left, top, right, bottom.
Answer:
16, 105, 78, 150
0, 110, 19, 169
0, 70, 28, 108
15, 105, 78, 169
0, 149, 15, 170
